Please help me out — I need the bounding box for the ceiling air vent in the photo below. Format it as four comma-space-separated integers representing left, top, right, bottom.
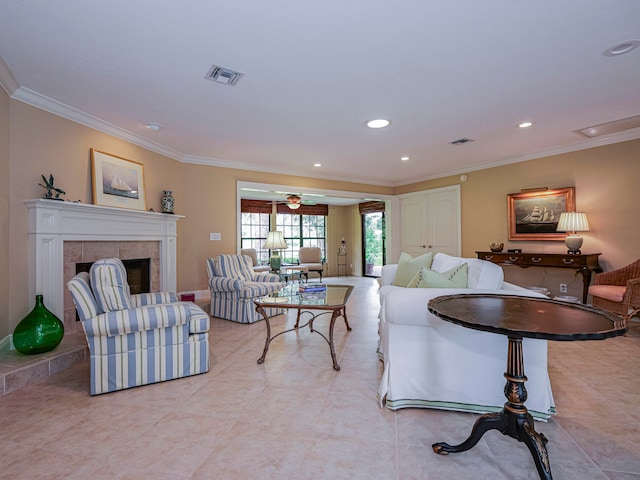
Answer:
205, 64, 244, 86
574, 114, 640, 138
450, 138, 474, 145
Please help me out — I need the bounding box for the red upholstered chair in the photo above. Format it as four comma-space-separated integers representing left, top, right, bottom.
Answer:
588, 259, 640, 323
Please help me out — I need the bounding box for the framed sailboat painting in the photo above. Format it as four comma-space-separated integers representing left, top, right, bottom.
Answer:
91, 149, 147, 211
507, 187, 575, 241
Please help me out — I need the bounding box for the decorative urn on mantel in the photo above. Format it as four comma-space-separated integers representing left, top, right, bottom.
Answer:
161, 190, 175, 214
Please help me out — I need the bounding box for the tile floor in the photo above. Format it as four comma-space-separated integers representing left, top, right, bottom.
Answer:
0, 276, 639, 479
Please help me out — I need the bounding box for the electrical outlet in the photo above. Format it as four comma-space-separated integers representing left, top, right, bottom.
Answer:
560, 283, 568, 293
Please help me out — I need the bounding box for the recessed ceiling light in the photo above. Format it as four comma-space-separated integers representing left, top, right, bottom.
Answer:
366, 119, 390, 129
314, 163, 322, 167
518, 121, 534, 128
145, 122, 162, 132
401, 156, 410, 161
603, 40, 640, 57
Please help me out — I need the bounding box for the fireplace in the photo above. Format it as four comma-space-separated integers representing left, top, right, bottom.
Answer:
26, 199, 183, 336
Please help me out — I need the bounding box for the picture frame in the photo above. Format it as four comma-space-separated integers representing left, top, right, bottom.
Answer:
507, 187, 575, 241
91, 149, 146, 211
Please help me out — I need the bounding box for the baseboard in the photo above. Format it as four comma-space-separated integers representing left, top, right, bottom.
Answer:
0, 334, 13, 353
178, 289, 209, 301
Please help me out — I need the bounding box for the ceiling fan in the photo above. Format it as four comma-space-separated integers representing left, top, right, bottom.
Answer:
274, 193, 316, 210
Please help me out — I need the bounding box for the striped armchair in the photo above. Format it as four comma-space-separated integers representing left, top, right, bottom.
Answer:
206, 254, 285, 323
67, 258, 210, 395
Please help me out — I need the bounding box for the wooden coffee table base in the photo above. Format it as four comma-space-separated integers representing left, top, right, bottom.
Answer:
433, 337, 552, 480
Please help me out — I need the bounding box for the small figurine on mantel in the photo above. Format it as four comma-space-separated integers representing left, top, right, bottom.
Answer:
38, 174, 65, 200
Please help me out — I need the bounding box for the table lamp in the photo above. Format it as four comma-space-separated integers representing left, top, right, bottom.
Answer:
556, 212, 589, 254
263, 231, 288, 271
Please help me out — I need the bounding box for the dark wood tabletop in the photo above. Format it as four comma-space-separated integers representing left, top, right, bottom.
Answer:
426, 293, 628, 480
428, 294, 627, 341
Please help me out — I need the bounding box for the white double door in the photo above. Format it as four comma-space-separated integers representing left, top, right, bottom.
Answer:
399, 185, 461, 257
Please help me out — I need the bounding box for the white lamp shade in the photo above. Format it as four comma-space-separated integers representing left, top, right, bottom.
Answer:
263, 231, 288, 250
556, 212, 589, 233
287, 202, 301, 210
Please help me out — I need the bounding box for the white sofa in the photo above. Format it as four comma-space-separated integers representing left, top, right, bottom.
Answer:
378, 253, 556, 420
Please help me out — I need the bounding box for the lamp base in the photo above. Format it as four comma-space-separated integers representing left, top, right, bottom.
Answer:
564, 235, 583, 255
270, 252, 282, 272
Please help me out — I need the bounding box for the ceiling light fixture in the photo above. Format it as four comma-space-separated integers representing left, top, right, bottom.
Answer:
401, 156, 410, 161
286, 194, 302, 210
366, 119, 390, 129
574, 114, 640, 138
518, 121, 534, 128
603, 40, 640, 57
314, 163, 322, 167
145, 122, 162, 132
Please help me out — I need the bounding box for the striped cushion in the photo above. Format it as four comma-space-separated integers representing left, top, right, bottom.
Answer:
83, 303, 193, 337
187, 304, 210, 333
67, 272, 102, 321
214, 255, 255, 281
131, 292, 179, 307
90, 258, 132, 312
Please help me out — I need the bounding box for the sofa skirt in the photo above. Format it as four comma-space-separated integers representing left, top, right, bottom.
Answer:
377, 321, 556, 421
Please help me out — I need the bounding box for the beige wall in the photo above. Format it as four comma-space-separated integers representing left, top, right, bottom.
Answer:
4, 100, 392, 335
396, 140, 640, 298
0, 88, 9, 339
4, 97, 640, 337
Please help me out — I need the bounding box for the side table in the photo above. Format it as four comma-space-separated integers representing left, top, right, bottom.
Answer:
337, 253, 348, 277
428, 293, 626, 480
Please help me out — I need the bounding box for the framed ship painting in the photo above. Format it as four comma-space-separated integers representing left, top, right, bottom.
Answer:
91, 149, 147, 211
507, 187, 575, 241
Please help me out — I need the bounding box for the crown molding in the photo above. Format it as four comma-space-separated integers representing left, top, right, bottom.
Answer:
0, 55, 19, 96
181, 155, 391, 187
10, 86, 183, 161
5, 59, 638, 187
392, 128, 640, 187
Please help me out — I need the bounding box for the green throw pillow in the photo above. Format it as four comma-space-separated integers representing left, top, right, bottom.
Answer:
413, 263, 468, 288
392, 252, 434, 287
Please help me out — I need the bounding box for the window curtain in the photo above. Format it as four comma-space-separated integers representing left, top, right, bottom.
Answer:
359, 201, 385, 214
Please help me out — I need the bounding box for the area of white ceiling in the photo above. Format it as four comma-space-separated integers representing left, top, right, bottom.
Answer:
1, 1, 639, 187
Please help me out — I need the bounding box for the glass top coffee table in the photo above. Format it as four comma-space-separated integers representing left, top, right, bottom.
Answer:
427, 293, 627, 480
254, 284, 353, 371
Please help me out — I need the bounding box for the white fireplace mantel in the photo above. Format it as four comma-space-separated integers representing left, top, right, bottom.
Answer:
25, 199, 184, 320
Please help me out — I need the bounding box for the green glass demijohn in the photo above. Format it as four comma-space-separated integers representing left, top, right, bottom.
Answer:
13, 294, 64, 354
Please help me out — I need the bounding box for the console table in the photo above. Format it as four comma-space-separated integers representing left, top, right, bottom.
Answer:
476, 252, 602, 304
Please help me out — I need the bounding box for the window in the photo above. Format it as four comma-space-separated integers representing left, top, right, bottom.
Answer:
240, 212, 270, 264
276, 213, 326, 264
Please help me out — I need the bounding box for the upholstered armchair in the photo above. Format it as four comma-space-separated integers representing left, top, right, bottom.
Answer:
240, 248, 271, 273
206, 254, 285, 324
588, 259, 640, 323
67, 258, 210, 395
297, 247, 324, 281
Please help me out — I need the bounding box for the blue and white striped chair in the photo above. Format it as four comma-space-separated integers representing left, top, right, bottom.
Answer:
67, 258, 210, 395
206, 254, 285, 323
